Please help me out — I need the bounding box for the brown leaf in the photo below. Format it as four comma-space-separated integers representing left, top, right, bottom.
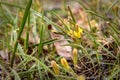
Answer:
0, 50, 8, 60
50, 32, 72, 60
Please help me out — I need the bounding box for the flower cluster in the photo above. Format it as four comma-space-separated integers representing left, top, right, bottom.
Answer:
67, 24, 83, 39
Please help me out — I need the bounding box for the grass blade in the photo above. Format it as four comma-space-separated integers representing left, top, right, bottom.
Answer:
0, 1, 24, 9
9, 68, 21, 80
68, 6, 76, 23
10, 0, 32, 67
24, 12, 30, 50
38, 24, 44, 56
106, 0, 119, 13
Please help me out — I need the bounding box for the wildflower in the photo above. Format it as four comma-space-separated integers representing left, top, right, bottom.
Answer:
61, 58, 70, 70
51, 60, 60, 75
73, 25, 83, 38
68, 25, 83, 39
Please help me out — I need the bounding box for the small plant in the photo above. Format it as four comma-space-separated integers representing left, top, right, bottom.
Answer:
0, 0, 120, 80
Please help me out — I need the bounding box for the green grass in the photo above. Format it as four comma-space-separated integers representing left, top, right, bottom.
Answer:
10, 0, 32, 67
0, 0, 120, 80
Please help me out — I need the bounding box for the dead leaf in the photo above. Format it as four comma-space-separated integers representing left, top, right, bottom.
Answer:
0, 50, 8, 60
50, 32, 72, 60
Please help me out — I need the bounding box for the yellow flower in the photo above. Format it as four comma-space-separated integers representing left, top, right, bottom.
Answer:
74, 31, 81, 38
73, 27, 83, 38
78, 27, 83, 33
51, 60, 60, 75
61, 58, 70, 70
68, 26, 83, 39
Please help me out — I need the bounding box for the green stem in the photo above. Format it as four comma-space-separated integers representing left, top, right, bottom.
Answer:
68, 6, 76, 23
24, 12, 30, 51
38, 24, 44, 56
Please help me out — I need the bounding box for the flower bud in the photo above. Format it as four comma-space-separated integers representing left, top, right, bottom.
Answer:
72, 48, 78, 66
61, 58, 70, 70
77, 75, 85, 80
51, 60, 60, 75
